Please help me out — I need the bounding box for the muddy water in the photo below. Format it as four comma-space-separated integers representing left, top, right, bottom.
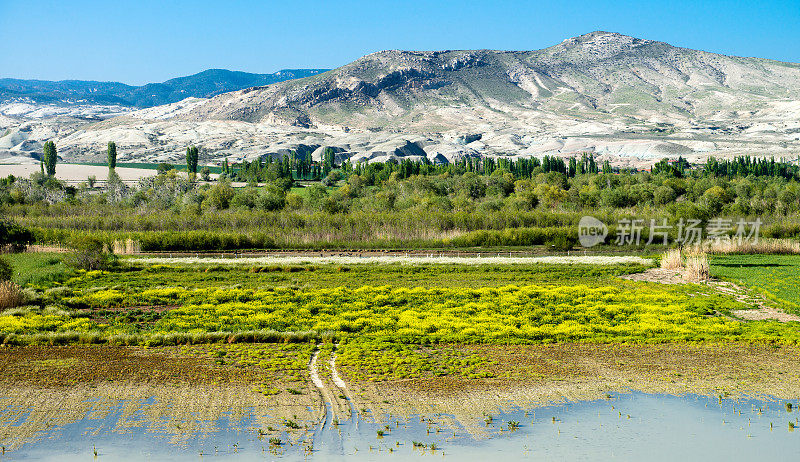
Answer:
2, 393, 798, 461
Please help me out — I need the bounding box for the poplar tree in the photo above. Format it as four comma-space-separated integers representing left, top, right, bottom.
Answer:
186, 146, 199, 174
42, 141, 57, 176
107, 141, 117, 170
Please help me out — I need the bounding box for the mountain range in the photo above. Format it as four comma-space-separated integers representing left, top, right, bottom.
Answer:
1, 32, 799, 168
0, 68, 328, 109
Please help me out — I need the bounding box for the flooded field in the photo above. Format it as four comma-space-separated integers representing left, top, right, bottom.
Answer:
2, 393, 798, 461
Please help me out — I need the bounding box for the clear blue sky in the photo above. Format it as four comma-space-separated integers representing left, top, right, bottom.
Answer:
1, 0, 798, 85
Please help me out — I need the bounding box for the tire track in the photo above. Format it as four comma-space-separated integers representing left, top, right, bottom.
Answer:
308, 348, 334, 427
309, 344, 353, 427
329, 351, 347, 389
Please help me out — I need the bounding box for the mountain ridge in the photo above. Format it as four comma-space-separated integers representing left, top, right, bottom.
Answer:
2, 32, 799, 167
175, 31, 800, 136
0, 68, 330, 108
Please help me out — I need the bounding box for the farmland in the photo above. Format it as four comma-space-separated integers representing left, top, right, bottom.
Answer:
710, 254, 800, 313
4, 257, 798, 345
2, 251, 800, 454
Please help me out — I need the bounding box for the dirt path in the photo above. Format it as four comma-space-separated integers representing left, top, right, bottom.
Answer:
623, 268, 800, 322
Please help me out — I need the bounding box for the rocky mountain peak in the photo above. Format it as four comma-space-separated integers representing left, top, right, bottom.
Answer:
551, 31, 655, 60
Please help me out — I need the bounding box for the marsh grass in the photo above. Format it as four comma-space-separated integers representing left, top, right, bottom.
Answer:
283, 419, 300, 429
704, 239, 800, 255
660, 249, 683, 270
683, 252, 710, 282
0, 281, 24, 310
660, 248, 709, 282
0, 329, 321, 347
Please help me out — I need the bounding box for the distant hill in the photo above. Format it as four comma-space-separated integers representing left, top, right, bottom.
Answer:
0, 69, 329, 108
3, 32, 800, 167
183, 32, 800, 130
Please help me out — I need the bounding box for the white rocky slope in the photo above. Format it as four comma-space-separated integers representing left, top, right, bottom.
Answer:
2, 32, 800, 168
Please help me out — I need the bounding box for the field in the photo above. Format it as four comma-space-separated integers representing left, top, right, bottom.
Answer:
711, 254, 800, 313
3, 251, 800, 450
4, 256, 797, 345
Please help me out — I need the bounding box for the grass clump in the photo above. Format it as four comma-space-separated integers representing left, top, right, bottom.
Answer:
660, 248, 710, 282
660, 248, 683, 270
283, 419, 300, 429
0, 281, 24, 310
683, 252, 710, 282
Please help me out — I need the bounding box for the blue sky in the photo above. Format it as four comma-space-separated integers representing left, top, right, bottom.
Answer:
1, 0, 798, 85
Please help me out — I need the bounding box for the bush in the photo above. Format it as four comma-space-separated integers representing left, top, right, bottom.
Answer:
156, 163, 175, 175
257, 186, 286, 211
448, 227, 578, 248
549, 234, 577, 251
206, 180, 235, 209
0, 257, 12, 282
0, 221, 33, 251
64, 236, 118, 271
654, 186, 677, 205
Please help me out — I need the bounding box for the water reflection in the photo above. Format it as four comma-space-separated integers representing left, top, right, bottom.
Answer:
2, 393, 798, 461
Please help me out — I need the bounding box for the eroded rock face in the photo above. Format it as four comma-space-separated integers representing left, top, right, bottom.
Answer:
3, 31, 800, 168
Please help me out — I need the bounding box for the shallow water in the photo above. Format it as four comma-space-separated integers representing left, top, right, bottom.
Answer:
2, 392, 798, 461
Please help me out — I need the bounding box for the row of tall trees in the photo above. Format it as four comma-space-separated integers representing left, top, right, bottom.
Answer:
37, 141, 194, 178
37, 139, 800, 188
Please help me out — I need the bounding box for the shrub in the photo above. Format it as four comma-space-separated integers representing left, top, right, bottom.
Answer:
64, 236, 118, 271
0, 221, 33, 251
156, 163, 175, 175
257, 186, 286, 211
549, 234, 577, 251
0, 257, 12, 282
653, 186, 677, 205
206, 180, 235, 209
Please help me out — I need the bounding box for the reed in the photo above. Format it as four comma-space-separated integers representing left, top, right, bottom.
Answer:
703, 238, 800, 255
660, 248, 683, 270
0, 281, 24, 310
683, 251, 710, 282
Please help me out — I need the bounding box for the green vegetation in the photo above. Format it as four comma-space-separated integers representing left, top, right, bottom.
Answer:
182, 343, 315, 383
337, 341, 497, 380
107, 141, 117, 170
0, 257, 11, 282
711, 254, 800, 313
2, 154, 800, 251
42, 141, 57, 176
0, 258, 798, 348
2, 252, 67, 286
0, 220, 33, 251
